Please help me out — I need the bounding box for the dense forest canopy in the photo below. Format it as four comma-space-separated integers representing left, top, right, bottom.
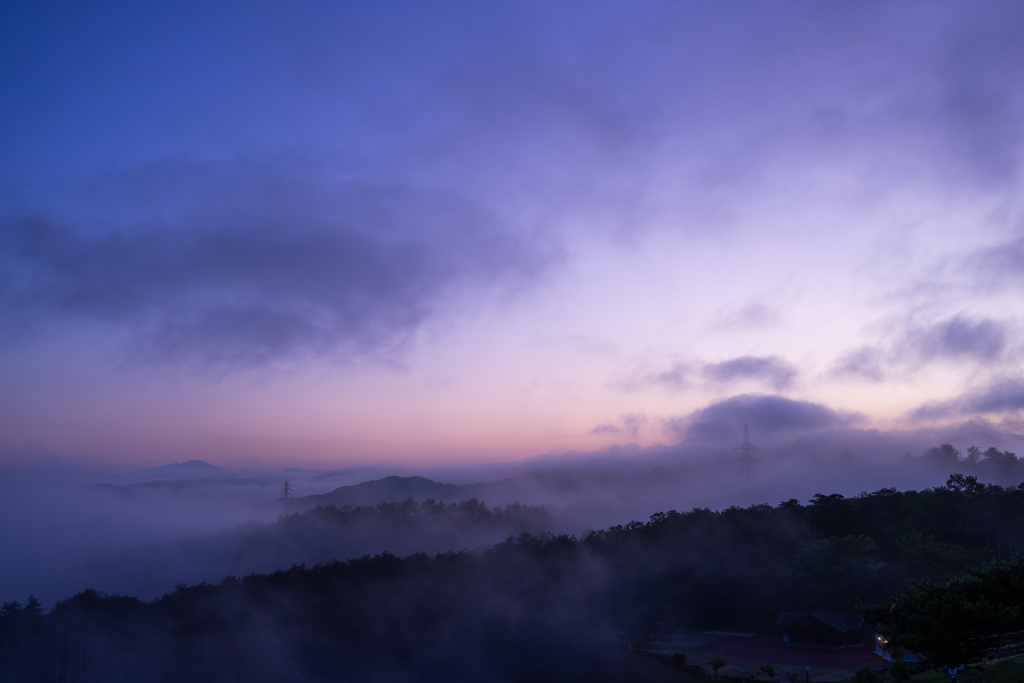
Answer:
81, 497, 555, 600
4, 454, 1024, 682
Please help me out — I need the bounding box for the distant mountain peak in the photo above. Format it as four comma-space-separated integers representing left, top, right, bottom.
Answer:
143, 459, 223, 472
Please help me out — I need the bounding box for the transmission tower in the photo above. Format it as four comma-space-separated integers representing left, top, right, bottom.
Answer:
733, 425, 758, 494
282, 480, 293, 514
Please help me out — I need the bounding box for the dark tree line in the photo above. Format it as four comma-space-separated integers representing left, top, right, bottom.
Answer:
4, 465, 1024, 682
3, 538, 614, 683
916, 443, 1023, 485
863, 557, 1024, 669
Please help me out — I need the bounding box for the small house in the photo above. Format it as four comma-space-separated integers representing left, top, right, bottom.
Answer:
777, 607, 865, 649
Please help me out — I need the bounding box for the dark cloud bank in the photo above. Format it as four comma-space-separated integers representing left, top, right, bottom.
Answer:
0, 169, 552, 367
669, 393, 860, 442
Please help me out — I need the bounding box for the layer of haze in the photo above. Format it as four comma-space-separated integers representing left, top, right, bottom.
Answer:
2, 1, 1024, 472
2, 409, 1020, 607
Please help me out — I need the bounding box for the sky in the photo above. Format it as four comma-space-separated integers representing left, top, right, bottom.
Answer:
2, 1, 1024, 469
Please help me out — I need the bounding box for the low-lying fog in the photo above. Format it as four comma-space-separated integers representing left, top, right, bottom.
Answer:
3, 422, 1022, 607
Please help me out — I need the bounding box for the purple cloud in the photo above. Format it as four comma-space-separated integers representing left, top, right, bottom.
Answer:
667, 394, 861, 443
650, 363, 690, 389
830, 346, 886, 382
702, 355, 797, 390
968, 235, 1024, 291
904, 315, 1007, 363
0, 169, 552, 367
592, 413, 649, 440
911, 379, 1024, 420
713, 303, 780, 330
590, 423, 622, 435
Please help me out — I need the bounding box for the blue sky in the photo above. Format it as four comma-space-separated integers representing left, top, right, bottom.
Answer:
2, 1, 1023, 467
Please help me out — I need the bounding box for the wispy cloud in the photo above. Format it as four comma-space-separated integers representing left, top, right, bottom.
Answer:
902, 314, 1008, 363
0, 167, 553, 368
618, 355, 797, 393
591, 413, 649, 441
829, 313, 1015, 384
611, 361, 692, 393
966, 234, 1024, 292
702, 355, 797, 390
711, 303, 780, 330
648, 363, 691, 390
911, 378, 1024, 421
830, 346, 886, 382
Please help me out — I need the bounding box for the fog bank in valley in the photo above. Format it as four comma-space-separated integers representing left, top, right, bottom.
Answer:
3, 399, 1022, 607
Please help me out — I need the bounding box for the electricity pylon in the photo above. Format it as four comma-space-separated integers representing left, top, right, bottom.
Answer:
282, 480, 293, 514
733, 425, 758, 495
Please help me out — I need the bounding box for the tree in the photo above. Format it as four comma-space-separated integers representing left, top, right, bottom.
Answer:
760, 664, 776, 682
889, 652, 912, 683
708, 657, 725, 679
981, 448, 1020, 482
852, 665, 880, 683
923, 444, 961, 469
862, 558, 1024, 669
23, 596, 42, 617
945, 473, 983, 496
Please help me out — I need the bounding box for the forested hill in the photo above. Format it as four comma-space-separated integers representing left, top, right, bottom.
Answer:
82, 498, 554, 601
3, 474, 1024, 683
296, 475, 469, 508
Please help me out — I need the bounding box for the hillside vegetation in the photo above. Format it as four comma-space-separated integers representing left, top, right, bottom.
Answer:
4, 468, 1024, 682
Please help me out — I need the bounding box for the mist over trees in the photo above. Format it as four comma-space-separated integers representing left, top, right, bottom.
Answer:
3, 436, 1022, 606
4, 438, 1019, 610
917, 443, 1024, 485
4, 464, 1024, 682
87, 498, 553, 599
